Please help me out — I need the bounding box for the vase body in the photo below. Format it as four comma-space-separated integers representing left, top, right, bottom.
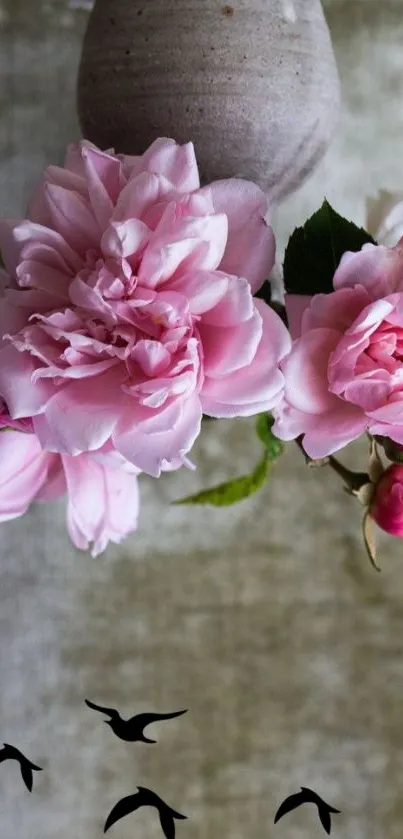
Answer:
77, 0, 340, 201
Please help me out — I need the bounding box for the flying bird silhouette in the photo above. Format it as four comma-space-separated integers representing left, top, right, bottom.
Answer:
85, 700, 187, 743
104, 785, 187, 837
0, 743, 42, 792
274, 787, 340, 835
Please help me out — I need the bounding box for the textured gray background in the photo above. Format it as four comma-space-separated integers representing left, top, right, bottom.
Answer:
1, 2, 403, 838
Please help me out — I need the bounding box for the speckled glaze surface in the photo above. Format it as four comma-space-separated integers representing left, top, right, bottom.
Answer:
77, 0, 340, 200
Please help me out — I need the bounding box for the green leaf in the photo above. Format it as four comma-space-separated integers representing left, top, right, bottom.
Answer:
173, 451, 270, 507
174, 413, 284, 507
283, 199, 376, 296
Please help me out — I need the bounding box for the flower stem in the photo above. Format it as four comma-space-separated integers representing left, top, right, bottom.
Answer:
295, 437, 369, 492
327, 456, 370, 492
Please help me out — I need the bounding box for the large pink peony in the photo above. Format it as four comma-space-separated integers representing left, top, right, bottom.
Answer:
273, 241, 403, 457
0, 138, 289, 477
0, 410, 139, 556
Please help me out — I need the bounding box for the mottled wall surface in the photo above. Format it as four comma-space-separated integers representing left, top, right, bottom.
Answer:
1, 3, 403, 839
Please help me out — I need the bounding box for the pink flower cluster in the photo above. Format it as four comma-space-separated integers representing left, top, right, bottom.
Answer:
0, 137, 290, 554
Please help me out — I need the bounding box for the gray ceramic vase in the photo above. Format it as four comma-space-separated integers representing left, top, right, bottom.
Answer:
77, 0, 340, 201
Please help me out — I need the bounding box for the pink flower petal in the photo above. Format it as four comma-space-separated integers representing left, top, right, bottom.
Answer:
201, 300, 290, 417
138, 205, 228, 287
130, 339, 171, 377
334, 243, 403, 297
300, 286, 371, 335
201, 179, 275, 293
113, 171, 173, 223
168, 270, 229, 315
35, 456, 67, 501
33, 372, 124, 454
201, 276, 254, 326
63, 453, 139, 556
0, 343, 54, 417
200, 305, 262, 377
101, 219, 150, 261
301, 405, 367, 458
26, 179, 53, 227
16, 259, 71, 300
114, 396, 202, 477
0, 431, 56, 522
282, 328, 341, 414
13, 221, 82, 273
68, 277, 116, 324
128, 138, 200, 193
27, 159, 88, 227
0, 300, 29, 348
81, 145, 121, 228
273, 390, 367, 457
44, 183, 100, 253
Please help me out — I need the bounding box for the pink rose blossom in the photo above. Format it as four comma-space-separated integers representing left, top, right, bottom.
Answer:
273, 241, 403, 457
0, 138, 289, 477
0, 426, 139, 556
370, 464, 403, 537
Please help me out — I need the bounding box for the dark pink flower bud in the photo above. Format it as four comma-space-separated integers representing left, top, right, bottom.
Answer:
371, 464, 403, 537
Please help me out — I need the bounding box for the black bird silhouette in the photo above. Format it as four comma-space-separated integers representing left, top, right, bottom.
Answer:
85, 699, 187, 743
274, 787, 340, 835
104, 785, 187, 837
0, 743, 42, 792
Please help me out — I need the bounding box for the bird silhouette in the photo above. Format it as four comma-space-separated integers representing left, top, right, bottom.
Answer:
104, 785, 187, 837
85, 700, 187, 743
274, 787, 340, 835
0, 743, 42, 792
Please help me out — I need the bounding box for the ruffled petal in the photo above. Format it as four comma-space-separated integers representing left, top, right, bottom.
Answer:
138, 204, 228, 287
127, 138, 200, 193
201, 179, 275, 293
334, 243, 403, 297
200, 305, 262, 377
44, 183, 100, 253
0, 431, 56, 522
282, 328, 341, 414
62, 453, 139, 557
0, 343, 54, 417
168, 270, 229, 315
300, 405, 367, 458
33, 373, 124, 454
201, 300, 290, 417
101, 219, 150, 261
113, 171, 174, 224
114, 396, 202, 477
300, 286, 372, 335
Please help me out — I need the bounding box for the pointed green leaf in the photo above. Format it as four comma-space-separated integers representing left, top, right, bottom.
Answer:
174, 415, 285, 507
283, 199, 376, 296
174, 451, 270, 507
